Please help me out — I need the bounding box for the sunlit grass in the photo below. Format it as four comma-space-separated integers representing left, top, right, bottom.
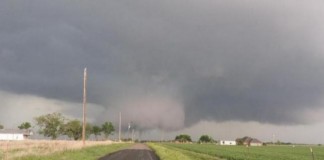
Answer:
147, 143, 191, 160
15, 143, 131, 160
0, 140, 127, 160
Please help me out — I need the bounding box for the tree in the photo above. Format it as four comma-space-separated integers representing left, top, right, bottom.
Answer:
0, 124, 3, 129
62, 119, 93, 140
63, 120, 82, 140
92, 125, 102, 140
85, 123, 93, 139
18, 122, 32, 130
236, 138, 244, 145
101, 122, 115, 139
34, 112, 65, 140
175, 134, 192, 143
236, 136, 252, 146
199, 135, 213, 143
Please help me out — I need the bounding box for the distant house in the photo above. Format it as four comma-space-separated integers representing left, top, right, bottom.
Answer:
242, 137, 253, 146
249, 139, 263, 146
220, 140, 237, 145
0, 129, 32, 141
237, 136, 263, 146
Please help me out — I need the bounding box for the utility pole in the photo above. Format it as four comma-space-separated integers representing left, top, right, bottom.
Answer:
132, 128, 135, 142
119, 112, 121, 142
127, 122, 130, 141
82, 68, 87, 146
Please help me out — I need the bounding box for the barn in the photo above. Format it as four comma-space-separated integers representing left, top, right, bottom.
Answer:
220, 140, 237, 145
0, 129, 32, 141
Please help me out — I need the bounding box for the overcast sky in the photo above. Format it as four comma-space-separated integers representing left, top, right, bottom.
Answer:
1, 0, 324, 143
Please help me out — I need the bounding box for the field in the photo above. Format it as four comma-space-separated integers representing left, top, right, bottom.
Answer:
0, 140, 131, 160
2, 141, 324, 160
147, 143, 219, 160
149, 143, 324, 160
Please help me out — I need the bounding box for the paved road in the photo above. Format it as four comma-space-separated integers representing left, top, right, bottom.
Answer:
98, 143, 159, 160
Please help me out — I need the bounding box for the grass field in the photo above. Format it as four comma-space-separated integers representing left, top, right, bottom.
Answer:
150, 143, 324, 160
0, 140, 131, 160
148, 143, 220, 160
15, 143, 131, 160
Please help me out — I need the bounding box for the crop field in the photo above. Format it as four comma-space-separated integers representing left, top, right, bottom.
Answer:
0, 140, 130, 160
149, 143, 324, 160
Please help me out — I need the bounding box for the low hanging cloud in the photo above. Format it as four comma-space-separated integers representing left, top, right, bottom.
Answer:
1, 0, 324, 130
118, 95, 185, 131
0, 91, 106, 127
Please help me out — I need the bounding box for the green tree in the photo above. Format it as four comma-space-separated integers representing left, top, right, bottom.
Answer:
63, 120, 82, 140
34, 112, 65, 140
86, 123, 93, 139
63, 120, 93, 140
92, 125, 102, 140
175, 134, 192, 143
236, 136, 252, 145
236, 138, 244, 145
199, 135, 213, 143
0, 124, 3, 129
101, 122, 115, 139
18, 122, 32, 130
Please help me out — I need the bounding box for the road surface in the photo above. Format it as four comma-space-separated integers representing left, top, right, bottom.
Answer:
98, 143, 159, 160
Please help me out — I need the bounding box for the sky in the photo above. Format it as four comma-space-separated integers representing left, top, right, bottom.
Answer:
1, 0, 324, 143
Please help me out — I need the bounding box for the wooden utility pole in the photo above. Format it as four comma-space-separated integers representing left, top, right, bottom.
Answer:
82, 68, 87, 146
119, 112, 121, 142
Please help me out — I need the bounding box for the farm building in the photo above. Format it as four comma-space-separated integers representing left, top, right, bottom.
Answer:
238, 136, 263, 146
0, 129, 32, 141
249, 139, 263, 146
220, 140, 237, 145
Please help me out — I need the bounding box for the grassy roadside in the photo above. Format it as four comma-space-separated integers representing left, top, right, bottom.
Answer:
147, 143, 190, 160
0, 140, 121, 159
147, 143, 219, 160
14, 143, 132, 160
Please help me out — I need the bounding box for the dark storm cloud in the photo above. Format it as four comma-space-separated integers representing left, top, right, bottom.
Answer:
1, 0, 324, 130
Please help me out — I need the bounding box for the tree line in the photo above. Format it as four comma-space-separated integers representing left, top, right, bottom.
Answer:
174, 134, 215, 143
1, 112, 115, 140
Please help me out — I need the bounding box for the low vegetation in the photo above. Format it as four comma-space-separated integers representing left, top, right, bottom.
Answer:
15, 143, 130, 160
147, 143, 192, 160
0, 140, 129, 160
148, 143, 221, 160
155, 143, 324, 160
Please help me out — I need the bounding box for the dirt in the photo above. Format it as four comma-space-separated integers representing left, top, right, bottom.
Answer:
98, 143, 159, 160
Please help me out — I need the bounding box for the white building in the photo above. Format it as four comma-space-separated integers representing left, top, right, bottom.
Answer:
0, 129, 31, 141
220, 140, 237, 145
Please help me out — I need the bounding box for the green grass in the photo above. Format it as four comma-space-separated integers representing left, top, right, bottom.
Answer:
13, 143, 131, 160
158, 143, 324, 160
147, 143, 192, 160
147, 143, 220, 160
